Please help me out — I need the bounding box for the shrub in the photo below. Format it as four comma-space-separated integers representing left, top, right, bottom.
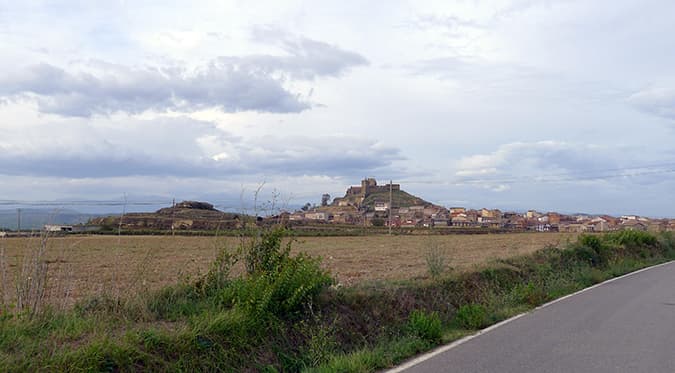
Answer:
244, 228, 291, 275
213, 228, 333, 319
408, 310, 442, 342
297, 317, 338, 368
607, 230, 657, 248
658, 232, 675, 258
226, 253, 333, 318
569, 234, 612, 267
370, 218, 385, 227
578, 267, 607, 287
513, 281, 549, 306
454, 304, 488, 329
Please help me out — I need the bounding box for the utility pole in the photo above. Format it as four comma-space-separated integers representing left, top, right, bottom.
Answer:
16, 208, 21, 232
388, 180, 393, 235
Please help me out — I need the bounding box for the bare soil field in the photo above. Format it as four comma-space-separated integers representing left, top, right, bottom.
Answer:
0, 232, 578, 307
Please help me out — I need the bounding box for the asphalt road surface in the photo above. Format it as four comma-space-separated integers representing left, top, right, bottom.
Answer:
395, 261, 675, 373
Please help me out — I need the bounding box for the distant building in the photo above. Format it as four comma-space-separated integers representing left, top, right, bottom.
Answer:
620, 220, 647, 231
289, 213, 305, 221
449, 207, 466, 215
432, 218, 450, 227
547, 212, 561, 225
374, 201, 390, 212
305, 212, 329, 221
44, 225, 73, 232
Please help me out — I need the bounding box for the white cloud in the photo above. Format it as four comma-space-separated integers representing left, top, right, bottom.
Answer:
627, 86, 675, 121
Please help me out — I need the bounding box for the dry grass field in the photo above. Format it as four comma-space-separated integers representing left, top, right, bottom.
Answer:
0, 232, 578, 307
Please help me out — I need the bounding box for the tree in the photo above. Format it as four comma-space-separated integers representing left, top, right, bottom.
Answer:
321, 194, 330, 206
371, 218, 385, 227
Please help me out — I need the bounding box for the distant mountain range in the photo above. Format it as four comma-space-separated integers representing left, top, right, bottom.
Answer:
0, 209, 101, 230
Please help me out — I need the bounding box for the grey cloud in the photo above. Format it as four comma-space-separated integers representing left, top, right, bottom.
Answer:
246, 28, 369, 80
0, 36, 367, 117
455, 141, 623, 185
0, 117, 401, 179
627, 87, 675, 121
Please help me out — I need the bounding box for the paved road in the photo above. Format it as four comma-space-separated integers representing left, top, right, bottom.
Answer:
396, 261, 675, 373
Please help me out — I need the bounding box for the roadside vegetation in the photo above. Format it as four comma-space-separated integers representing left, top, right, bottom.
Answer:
1, 229, 674, 372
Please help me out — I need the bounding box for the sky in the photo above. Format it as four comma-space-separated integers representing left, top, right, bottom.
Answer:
1, 0, 675, 216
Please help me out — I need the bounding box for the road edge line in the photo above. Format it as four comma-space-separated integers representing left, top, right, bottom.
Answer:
386, 259, 675, 373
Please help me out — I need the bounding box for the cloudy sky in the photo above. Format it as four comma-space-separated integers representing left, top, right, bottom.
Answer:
1, 0, 675, 216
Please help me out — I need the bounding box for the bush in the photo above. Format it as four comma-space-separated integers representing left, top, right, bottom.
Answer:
244, 228, 291, 275
371, 218, 385, 227
454, 304, 488, 329
513, 281, 549, 306
570, 234, 611, 267
210, 228, 334, 319
658, 232, 675, 258
408, 310, 442, 342
607, 230, 657, 248
226, 253, 333, 318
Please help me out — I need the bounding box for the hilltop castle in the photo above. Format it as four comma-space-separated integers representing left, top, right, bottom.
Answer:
345, 178, 400, 197
334, 178, 400, 207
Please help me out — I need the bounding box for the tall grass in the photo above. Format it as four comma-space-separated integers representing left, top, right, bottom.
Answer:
0, 238, 8, 311
425, 240, 448, 279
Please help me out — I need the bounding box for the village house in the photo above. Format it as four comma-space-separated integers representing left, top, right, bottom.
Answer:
400, 219, 419, 228
304, 212, 329, 221
526, 210, 542, 219
647, 220, 667, 232
503, 212, 526, 230
589, 217, 611, 232
424, 205, 444, 218
451, 214, 473, 227
44, 224, 74, 232
374, 201, 390, 212
620, 219, 647, 231
480, 208, 502, 219
558, 223, 590, 233
432, 218, 450, 227
547, 212, 562, 226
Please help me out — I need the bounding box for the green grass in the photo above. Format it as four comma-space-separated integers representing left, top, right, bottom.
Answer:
1, 230, 674, 372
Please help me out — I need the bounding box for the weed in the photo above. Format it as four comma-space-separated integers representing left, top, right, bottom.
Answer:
454, 304, 488, 329
15, 233, 50, 317
297, 315, 338, 368
0, 242, 8, 312
408, 310, 442, 342
425, 241, 448, 279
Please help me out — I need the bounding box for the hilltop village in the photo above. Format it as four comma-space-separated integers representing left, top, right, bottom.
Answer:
25, 178, 675, 234
285, 178, 675, 233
